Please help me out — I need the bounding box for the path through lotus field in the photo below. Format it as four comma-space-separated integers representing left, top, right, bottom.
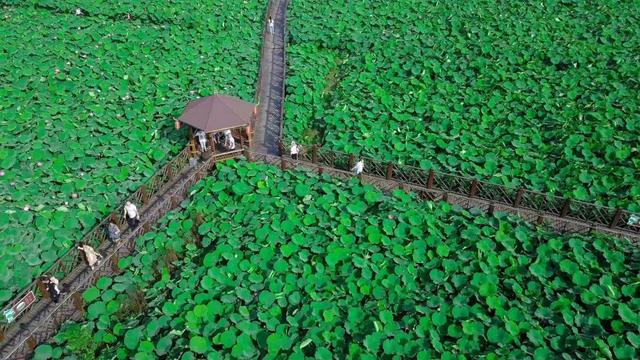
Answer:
34, 160, 640, 359
0, 1, 263, 304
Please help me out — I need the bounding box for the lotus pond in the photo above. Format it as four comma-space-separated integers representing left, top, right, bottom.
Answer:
34, 160, 640, 359
0, 2, 262, 304
284, 0, 640, 211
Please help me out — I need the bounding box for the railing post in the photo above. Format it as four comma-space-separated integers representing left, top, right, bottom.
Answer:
385, 164, 393, 180
26, 335, 37, 350
278, 139, 285, 157
560, 199, 571, 218
72, 292, 85, 317
170, 195, 178, 209
166, 165, 174, 181
312, 145, 318, 164
244, 148, 252, 162
348, 154, 355, 169
469, 180, 478, 197
536, 215, 545, 225
487, 203, 495, 215
427, 170, 435, 189
280, 157, 287, 170
609, 208, 622, 228
111, 254, 120, 272
318, 167, 323, 175
139, 185, 147, 205
513, 188, 524, 207
442, 192, 449, 203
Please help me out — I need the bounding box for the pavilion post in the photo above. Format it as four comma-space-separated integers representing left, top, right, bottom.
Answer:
188, 127, 198, 156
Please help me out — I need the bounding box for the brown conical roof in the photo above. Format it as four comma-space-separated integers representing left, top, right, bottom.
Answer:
178, 94, 255, 132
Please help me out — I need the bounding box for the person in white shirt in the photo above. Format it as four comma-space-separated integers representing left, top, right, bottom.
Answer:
77, 244, 103, 270
223, 130, 236, 150
123, 201, 140, 228
290, 141, 300, 160
42, 275, 61, 303
194, 130, 208, 152
268, 17, 274, 35
352, 159, 364, 175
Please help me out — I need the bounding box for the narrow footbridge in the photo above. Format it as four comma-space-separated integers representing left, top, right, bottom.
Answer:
1, 0, 638, 358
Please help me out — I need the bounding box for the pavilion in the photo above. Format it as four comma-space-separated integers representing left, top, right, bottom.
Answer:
177, 94, 255, 156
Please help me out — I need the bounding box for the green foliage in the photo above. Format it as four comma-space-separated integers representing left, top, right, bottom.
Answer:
41, 160, 640, 359
284, 0, 640, 211
0, 0, 262, 305
51, 323, 97, 360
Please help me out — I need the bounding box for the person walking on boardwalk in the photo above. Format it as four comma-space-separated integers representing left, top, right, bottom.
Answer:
352, 158, 364, 175
290, 141, 300, 160
194, 130, 208, 152
107, 222, 121, 242
268, 16, 274, 35
78, 243, 103, 270
124, 201, 140, 228
42, 275, 61, 303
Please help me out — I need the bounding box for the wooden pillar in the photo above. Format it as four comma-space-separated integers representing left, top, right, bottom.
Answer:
536, 215, 545, 225
278, 140, 285, 156
26, 335, 37, 350
560, 199, 571, 218
442, 193, 449, 203
348, 154, 355, 169
312, 145, 318, 164
427, 170, 435, 189
487, 203, 495, 215
111, 254, 120, 272
609, 208, 622, 228
469, 180, 478, 197
280, 157, 287, 170
318, 167, 323, 175
513, 188, 524, 207
166, 165, 174, 180
139, 185, 147, 205
245, 125, 252, 145
188, 127, 196, 155
171, 195, 178, 209
244, 148, 252, 161
208, 133, 215, 153
72, 292, 85, 316
385, 164, 393, 180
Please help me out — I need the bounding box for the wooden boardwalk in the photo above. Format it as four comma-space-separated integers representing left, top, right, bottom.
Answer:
2, 0, 638, 358
250, 152, 640, 243
253, 0, 287, 155
0, 151, 242, 359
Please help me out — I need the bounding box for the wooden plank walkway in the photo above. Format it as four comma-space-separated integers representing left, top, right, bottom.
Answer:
250, 152, 640, 243
253, 0, 287, 155
3, 0, 638, 357
0, 150, 242, 360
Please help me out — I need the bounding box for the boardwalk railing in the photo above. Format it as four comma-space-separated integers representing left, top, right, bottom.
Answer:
0, 150, 244, 359
0, 147, 192, 339
278, 139, 640, 241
